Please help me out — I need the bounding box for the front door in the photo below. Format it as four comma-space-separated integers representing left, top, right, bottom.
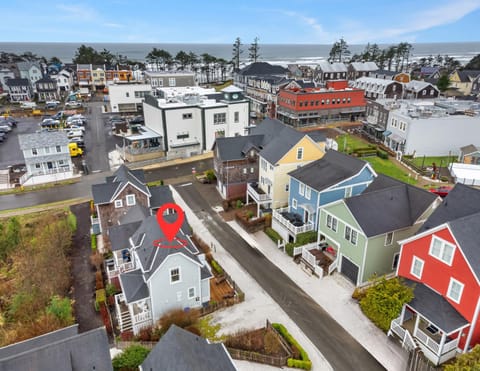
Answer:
304, 209, 310, 223
47, 162, 53, 170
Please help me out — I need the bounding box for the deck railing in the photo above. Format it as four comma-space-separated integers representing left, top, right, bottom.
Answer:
247, 183, 271, 202
273, 207, 314, 235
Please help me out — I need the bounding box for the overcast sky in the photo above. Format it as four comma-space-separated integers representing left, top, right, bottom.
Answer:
2, 0, 479, 44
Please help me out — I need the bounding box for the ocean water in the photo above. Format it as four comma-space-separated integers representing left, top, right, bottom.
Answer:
0, 41, 479, 65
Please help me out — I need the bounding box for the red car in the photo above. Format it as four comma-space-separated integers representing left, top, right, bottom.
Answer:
428, 186, 452, 197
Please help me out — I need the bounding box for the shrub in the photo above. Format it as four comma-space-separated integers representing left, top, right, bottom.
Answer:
205, 169, 216, 181
112, 344, 150, 371
211, 259, 223, 275
106, 283, 118, 297
444, 344, 480, 371
359, 276, 414, 332
158, 308, 199, 335
46, 295, 74, 325
96, 289, 106, 304
91, 234, 97, 250
295, 231, 317, 245
90, 252, 104, 271
376, 149, 389, 159
285, 243, 294, 257
246, 210, 254, 220
265, 227, 282, 243
236, 199, 243, 209
272, 323, 311, 370
67, 212, 77, 232
351, 287, 366, 301
95, 271, 104, 290
99, 303, 112, 334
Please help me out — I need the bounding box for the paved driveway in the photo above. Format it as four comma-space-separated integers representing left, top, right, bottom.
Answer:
0, 118, 39, 169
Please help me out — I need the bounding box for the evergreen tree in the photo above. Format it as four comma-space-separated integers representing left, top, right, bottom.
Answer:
175, 51, 190, 70
73, 45, 104, 64
437, 74, 451, 92
465, 54, 480, 69
328, 37, 350, 63
232, 37, 243, 72
248, 37, 260, 63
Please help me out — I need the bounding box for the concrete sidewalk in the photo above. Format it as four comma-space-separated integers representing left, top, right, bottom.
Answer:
171, 186, 333, 371
228, 220, 408, 371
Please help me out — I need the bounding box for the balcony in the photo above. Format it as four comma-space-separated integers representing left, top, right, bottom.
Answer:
272, 207, 314, 235
247, 182, 271, 204
106, 259, 134, 281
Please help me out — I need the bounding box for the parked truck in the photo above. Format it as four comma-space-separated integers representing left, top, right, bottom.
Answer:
68, 142, 83, 157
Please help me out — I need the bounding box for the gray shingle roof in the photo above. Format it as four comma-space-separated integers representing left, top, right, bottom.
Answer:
119, 269, 149, 303
92, 165, 150, 205
108, 221, 142, 252
345, 175, 437, 237
456, 70, 480, 83
350, 62, 378, 71
317, 61, 347, 73
0, 325, 112, 371
201, 265, 213, 280
5, 78, 30, 87
149, 185, 175, 209
404, 279, 468, 334
18, 131, 69, 150
460, 144, 478, 154
289, 150, 369, 192
406, 80, 437, 93
251, 118, 307, 164
214, 135, 264, 161
238, 62, 287, 76
141, 325, 237, 371
119, 204, 150, 225
131, 214, 200, 281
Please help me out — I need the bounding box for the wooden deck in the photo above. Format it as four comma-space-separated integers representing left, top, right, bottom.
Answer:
307, 249, 334, 275
210, 278, 235, 303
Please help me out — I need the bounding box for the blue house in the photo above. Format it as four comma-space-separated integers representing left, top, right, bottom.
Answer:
272, 150, 376, 242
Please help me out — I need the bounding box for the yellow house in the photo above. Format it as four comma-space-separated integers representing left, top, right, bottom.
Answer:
246, 118, 325, 214
449, 69, 480, 96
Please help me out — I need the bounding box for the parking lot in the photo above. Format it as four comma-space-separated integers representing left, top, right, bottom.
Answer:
0, 101, 123, 174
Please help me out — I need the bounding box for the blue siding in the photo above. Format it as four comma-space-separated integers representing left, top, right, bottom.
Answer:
288, 177, 319, 224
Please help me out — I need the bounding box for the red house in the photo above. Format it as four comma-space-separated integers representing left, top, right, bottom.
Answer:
276, 79, 365, 127
390, 184, 480, 365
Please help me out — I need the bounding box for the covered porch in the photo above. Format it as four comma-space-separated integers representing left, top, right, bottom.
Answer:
272, 206, 314, 243
246, 182, 272, 216
388, 281, 470, 365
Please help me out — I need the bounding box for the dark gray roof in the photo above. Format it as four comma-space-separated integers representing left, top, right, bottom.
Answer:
149, 185, 174, 209
460, 144, 478, 154
251, 118, 306, 164
304, 129, 327, 143
456, 70, 480, 83
18, 131, 69, 150
141, 325, 236, 371
119, 204, 150, 225
119, 269, 149, 303
131, 214, 200, 280
238, 62, 287, 76
288, 150, 368, 191
6, 78, 30, 87
374, 69, 397, 77
92, 165, 149, 205
346, 175, 437, 237
449, 211, 480, 281
214, 135, 263, 161
418, 183, 480, 233
0, 325, 112, 371
108, 221, 142, 252
201, 265, 213, 280
405, 279, 468, 334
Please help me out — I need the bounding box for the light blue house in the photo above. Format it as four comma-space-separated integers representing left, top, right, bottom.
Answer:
272, 150, 376, 242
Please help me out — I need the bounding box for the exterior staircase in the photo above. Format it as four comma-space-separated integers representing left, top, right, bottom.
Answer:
119, 310, 132, 333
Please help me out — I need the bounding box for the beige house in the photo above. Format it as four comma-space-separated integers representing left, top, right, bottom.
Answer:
449, 69, 480, 96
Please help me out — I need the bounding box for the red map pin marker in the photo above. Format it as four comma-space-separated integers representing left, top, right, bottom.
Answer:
156, 203, 185, 242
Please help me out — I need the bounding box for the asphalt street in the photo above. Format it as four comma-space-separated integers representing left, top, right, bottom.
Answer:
174, 182, 385, 371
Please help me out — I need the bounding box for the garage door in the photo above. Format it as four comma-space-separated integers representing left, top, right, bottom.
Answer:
341, 256, 359, 284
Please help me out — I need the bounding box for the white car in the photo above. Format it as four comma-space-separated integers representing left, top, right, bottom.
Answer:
66, 129, 83, 138
65, 101, 82, 108
66, 124, 85, 132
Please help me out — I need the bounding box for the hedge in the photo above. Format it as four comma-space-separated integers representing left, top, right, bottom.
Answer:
265, 227, 282, 243
211, 259, 223, 275
272, 323, 312, 370
96, 288, 106, 305
285, 231, 317, 257
91, 234, 97, 250
376, 149, 389, 159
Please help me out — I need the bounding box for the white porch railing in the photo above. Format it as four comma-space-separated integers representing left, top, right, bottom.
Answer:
442, 337, 459, 354
273, 207, 314, 235
293, 246, 304, 256
301, 244, 318, 267
389, 317, 416, 351
134, 311, 152, 324
416, 329, 440, 355
120, 261, 134, 273
328, 258, 338, 275
247, 183, 271, 202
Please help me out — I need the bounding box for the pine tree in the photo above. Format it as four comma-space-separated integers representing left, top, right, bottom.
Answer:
248, 37, 260, 63
232, 37, 243, 72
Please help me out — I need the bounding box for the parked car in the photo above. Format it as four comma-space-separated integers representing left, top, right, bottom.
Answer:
65, 101, 82, 108
66, 118, 85, 126
0, 132, 5, 142
20, 101, 37, 109
129, 115, 144, 125
0, 125, 12, 133
65, 124, 85, 132
67, 114, 87, 125
66, 129, 83, 139
0, 116, 17, 127
69, 137, 85, 148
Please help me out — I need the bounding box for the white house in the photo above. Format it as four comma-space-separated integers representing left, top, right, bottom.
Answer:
18, 131, 75, 186
143, 71, 196, 88
143, 85, 249, 159
52, 69, 74, 92
16, 61, 43, 90
108, 83, 152, 113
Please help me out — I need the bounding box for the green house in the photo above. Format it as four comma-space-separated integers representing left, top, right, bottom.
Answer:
315, 175, 441, 286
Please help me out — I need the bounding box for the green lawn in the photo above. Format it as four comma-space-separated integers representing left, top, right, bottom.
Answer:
336, 134, 370, 153
410, 156, 457, 169
365, 157, 418, 185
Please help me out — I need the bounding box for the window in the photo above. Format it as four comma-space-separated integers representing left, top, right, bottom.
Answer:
344, 187, 352, 198
35, 163, 41, 169
429, 236, 455, 265
56, 145, 61, 153
385, 232, 394, 246
296, 147, 303, 160
422, 90, 427, 96
126, 194, 136, 206
305, 186, 311, 200
392, 253, 400, 269
170, 267, 180, 283
114, 199, 123, 208
213, 113, 226, 125
347, 97, 351, 103
250, 167, 254, 173
243, 168, 247, 174
261, 159, 267, 171
344, 226, 357, 245
410, 256, 424, 279
430, 89, 435, 96
447, 278, 464, 303
45, 146, 50, 154
125, 92, 130, 97
299, 183, 305, 196
168, 78, 176, 86
177, 132, 189, 139
285, 184, 289, 192
182, 113, 192, 119
32, 148, 38, 156
234, 111, 239, 123
292, 198, 297, 209
326, 214, 337, 232
188, 287, 195, 299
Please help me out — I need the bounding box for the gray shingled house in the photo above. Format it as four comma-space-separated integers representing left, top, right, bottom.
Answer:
140, 325, 237, 371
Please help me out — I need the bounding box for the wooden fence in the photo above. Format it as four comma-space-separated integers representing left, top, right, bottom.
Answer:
115, 340, 157, 350
199, 270, 245, 316
407, 348, 440, 371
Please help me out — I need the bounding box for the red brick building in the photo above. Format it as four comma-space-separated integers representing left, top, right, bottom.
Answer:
276, 80, 366, 127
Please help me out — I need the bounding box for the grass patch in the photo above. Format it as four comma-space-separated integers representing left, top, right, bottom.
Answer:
214, 80, 233, 91
410, 156, 456, 169
364, 157, 417, 185
0, 198, 89, 218
336, 134, 370, 153
146, 180, 164, 187
265, 227, 282, 243
0, 179, 79, 196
